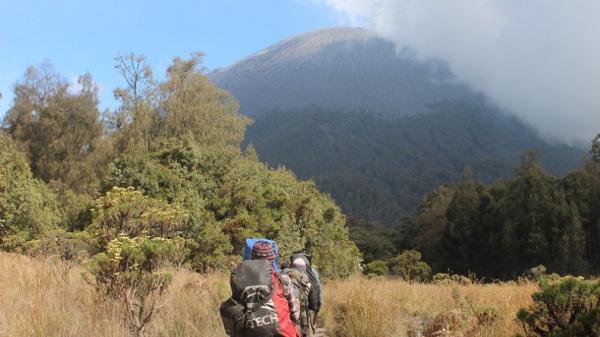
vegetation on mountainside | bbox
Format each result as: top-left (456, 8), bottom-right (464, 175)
top-left (402, 149), bottom-right (600, 279)
top-left (246, 105), bottom-right (583, 225)
top-left (0, 54), bottom-right (361, 278)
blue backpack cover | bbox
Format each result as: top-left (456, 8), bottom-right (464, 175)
top-left (243, 238), bottom-right (281, 273)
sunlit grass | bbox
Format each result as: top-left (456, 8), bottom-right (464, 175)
top-left (0, 253), bottom-right (535, 337)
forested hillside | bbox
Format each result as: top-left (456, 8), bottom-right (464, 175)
top-left (246, 103), bottom-right (583, 224)
top-left (212, 27), bottom-right (584, 225)
top-left (0, 54), bottom-right (361, 278)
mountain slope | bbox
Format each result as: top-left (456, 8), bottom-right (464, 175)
top-left (246, 103), bottom-right (582, 223)
top-left (210, 27), bottom-right (472, 116)
top-left (210, 27), bottom-right (584, 224)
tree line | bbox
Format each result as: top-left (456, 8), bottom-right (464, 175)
top-left (404, 142), bottom-right (600, 279)
top-left (0, 53), bottom-right (361, 278)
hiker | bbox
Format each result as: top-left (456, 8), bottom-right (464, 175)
top-left (220, 239), bottom-right (301, 337)
top-left (286, 252), bottom-right (322, 337)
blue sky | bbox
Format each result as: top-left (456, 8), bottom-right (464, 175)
top-left (0, 0), bottom-right (343, 116)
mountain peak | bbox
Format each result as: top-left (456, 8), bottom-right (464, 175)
top-left (214, 27), bottom-right (376, 75)
top-left (258, 27), bottom-right (375, 57)
top-left (209, 26), bottom-right (468, 116)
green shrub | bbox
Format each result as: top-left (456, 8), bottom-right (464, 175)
top-left (523, 265), bottom-right (548, 282)
top-left (0, 134), bottom-right (63, 251)
top-left (388, 250), bottom-right (431, 282)
top-left (86, 187), bottom-right (190, 337)
top-left (516, 277), bottom-right (600, 337)
top-left (25, 229), bottom-right (95, 261)
top-left (365, 260), bottom-right (389, 276)
top-left (87, 235), bottom-right (178, 337)
top-left (87, 186), bottom-right (189, 247)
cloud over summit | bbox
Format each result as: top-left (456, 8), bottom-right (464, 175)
top-left (322, 0), bottom-right (600, 145)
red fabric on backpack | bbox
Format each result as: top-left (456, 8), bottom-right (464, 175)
top-left (272, 272), bottom-right (301, 337)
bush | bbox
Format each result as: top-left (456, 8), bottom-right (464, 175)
top-left (365, 260), bottom-right (389, 276)
top-left (388, 250), bottom-right (431, 282)
top-left (86, 187), bottom-right (190, 337)
top-left (432, 272), bottom-right (473, 285)
top-left (25, 229), bottom-right (94, 260)
top-left (87, 186), bottom-right (189, 247)
top-left (523, 265), bottom-right (547, 282)
top-left (87, 235), bottom-right (179, 337)
top-left (516, 277), bottom-right (600, 337)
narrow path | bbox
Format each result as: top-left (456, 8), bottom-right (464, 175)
top-left (314, 326), bottom-right (328, 337)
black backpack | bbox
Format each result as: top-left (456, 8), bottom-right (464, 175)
top-left (220, 260), bottom-right (281, 337)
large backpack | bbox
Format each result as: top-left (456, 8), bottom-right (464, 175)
top-left (243, 238), bottom-right (281, 273)
top-left (284, 267), bottom-right (314, 337)
top-left (220, 260), bottom-right (280, 337)
top-left (290, 253), bottom-right (322, 313)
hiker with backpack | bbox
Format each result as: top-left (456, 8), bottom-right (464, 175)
top-left (220, 239), bottom-right (302, 337)
top-left (285, 252), bottom-right (322, 337)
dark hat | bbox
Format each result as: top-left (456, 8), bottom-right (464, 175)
top-left (252, 241), bottom-right (276, 261)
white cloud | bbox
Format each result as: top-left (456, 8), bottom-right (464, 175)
top-left (320, 0), bottom-right (600, 144)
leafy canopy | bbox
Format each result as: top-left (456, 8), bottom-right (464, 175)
top-left (0, 133), bottom-right (62, 251)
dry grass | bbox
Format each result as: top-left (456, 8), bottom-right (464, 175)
top-left (322, 277), bottom-right (537, 337)
top-left (0, 253), bottom-right (536, 337)
top-left (0, 253), bottom-right (229, 337)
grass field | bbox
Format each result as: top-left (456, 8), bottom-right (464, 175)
top-left (0, 253), bottom-right (536, 337)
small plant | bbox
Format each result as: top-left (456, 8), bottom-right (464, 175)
top-left (516, 277), bottom-right (600, 337)
top-left (87, 235), bottom-right (179, 337)
top-left (25, 229), bottom-right (94, 281)
top-left (522, 265), bottom-right (547, 282)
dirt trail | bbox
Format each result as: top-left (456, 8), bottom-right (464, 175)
top-left (314, 326), bottom-right (328, 337)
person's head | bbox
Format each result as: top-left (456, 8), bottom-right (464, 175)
top-left (251, 240), bottom-right (276, 263)
top-left (291, 257), bottom-right (307, 271)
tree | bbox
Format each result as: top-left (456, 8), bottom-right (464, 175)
top-left (590, 133), bottom-right (600, 165)
top-left (159, 53), bottom-right (250, 148)
top-left (502, 154), bottom-right (587, 275)
top-left (388, 250), bottom-right (431, 281)
top-left (111, 53), bottom-right (158, 153)
top-left (443, 176), bottom-right (485, 274)
top-left (0, 133), bottom-right (62, 251)
top-left (3, 63), bottom-right (106, 194)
